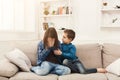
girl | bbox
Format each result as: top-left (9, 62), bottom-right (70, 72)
top-left (31, 27), bottom-right (70, 76)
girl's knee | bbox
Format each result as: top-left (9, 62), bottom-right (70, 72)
top-left (65, 67), bottom-right (71, 74)
top-left (34, 69), bottom-right (49, 76)
top-left (31, 62), bottom-right (51, 76)
top-left (42, 61), bottom-right (49, 65)
top-left (41, 61), bottom-right (50, 68)
top-left (61, 67), bottom-right (71, 75)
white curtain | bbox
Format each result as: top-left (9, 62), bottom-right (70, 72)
top-left (0, 0), bottom-right (35, 32)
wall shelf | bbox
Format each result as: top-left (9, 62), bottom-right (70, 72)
top-left (39, 0), bottom-right (72, 39)
top-left (40, 14), bottom-right (71, 17)
top-left (101, 25), bottom-right (120, 28)
top-left (101, 0), bottom-right (120, 28)
top-left (101, 9), bottom-right (120, 12)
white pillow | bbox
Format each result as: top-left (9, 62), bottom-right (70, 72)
top-left (5, 48), bottom-right (32, 72)
top-left (106, 58), bottom-right (120, 76)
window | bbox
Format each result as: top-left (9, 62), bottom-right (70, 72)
top-left (0, 0), bottom-right (35, 32)
top-left (0, 0), bottom-right (37, 41)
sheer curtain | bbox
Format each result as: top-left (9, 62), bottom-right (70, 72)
top-left (0, 0), bottom-right (37, 40)
top-left (0, 0), bottom-right (35, 32)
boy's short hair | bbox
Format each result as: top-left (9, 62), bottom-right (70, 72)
top-left (64, 29), bottom-right (75, 41)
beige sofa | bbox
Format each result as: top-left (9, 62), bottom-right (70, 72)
top-left (0, 41), bottom-right (120, 80)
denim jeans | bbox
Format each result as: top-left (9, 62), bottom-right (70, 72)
top-left (31, 61), bottom-right (71, 76)
top-left (63, 59), bottom-right (97, 74)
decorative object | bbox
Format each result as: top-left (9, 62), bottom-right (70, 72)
top-left (59, 27), bottom-right (66, 30)
top-left (48, 22), bottom-right (55, 27)
top-left (116, 5), bottom-right (120, 9)
top-left (43, 22), bottom-right (49, 30)
top-left (66, 6), bottom-right (69, 14)
top-left (44, 9), bottom-right (49, 15)
top-left (103, 2), bottom-right (108, 6)
top-left (43, 3), bottom-right (50, 15)
top-left (112, 18), bottom-right (118, 23)
top-left (52, 10), bottom-right (56, 15)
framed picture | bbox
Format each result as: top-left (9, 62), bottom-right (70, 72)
top-left (43, 22), bottom-right (49, 30)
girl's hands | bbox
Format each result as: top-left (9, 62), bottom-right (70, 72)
top-left (47, 38), bottom-right (55, 48)
top-left (54, 49), bottom-right (62, 55)
top-left (48, 40), bottom-right (54, 48)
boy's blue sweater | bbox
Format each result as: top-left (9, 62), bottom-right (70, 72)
top-left (61, 43), bottom-right (78, 60)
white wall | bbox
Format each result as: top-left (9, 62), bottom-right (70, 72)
top-left (71, 0), bottom-right (120, 44)
top-left (1, 0), bottom-right (120, 42)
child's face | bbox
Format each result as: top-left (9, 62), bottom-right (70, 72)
top-left (62, 33), bottom-right (72, 44)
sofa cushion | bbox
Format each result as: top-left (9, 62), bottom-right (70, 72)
top-left (0, 76), bottom-right (9, 80)
top-left (103, 43), bottom-right (120, 68)
top-left (106, 58), bottom-right (120, 76)
top-left (0, 59), bottom-right (18, 77)
top-left (5, 48), bottom-right (32, 72)
top-left (9, 72), bottom-right (58, 80)
top-left (105, 73), bottom-right (120, 80)
top-left (75, 43), bottom-right (102, 68)
top-left (59, 73), bottom-right (107, 80)
top-left (12, 41), bottom-right (39, 66)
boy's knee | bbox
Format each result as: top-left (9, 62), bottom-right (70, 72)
top-left (63, 59), bottom-right (69, 65)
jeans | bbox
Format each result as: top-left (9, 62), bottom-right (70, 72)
top-left (63, 59), bottom-right (97, 74)
top-left (31, 61), bottom-right (71, 76)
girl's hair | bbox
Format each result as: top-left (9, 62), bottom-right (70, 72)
top-left (64, 29), bottom-right (75, 41)
top-left (43, 27), bottom-right (59, 48)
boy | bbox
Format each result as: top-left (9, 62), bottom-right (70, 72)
top-left (54, 29), bottom-right (107, 74)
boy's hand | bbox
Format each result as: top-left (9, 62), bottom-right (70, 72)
top-left (54, 49), bottom-right (62, 55)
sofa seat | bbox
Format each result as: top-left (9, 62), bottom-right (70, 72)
top-left (105, 73), bottom-right (120, 80)
top-left (9, 72), bottom-right (58, 80)
top-left (59, 73), bottom-right (107, 80)
top-left (0, 77), bottom-right (8, 80)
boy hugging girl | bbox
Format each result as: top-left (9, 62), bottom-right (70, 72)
top-left (31, 27), bottom-right (106, 76)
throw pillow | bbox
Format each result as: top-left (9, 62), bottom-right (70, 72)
top-left (5, 48), bottom-right (32, 72)
top-left (0, 59), bottom-right (18, 77)
top-left (106, 58), bottom-right (120, 76)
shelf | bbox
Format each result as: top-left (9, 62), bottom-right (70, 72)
top-left (39, 0), bottom-right (72, 37)
top-left (101, 9), bottom-right (120, 12)
top-left (40, 14), bottom-right (71, 17)
top-left (101, 25), bottom-right (120, 27)
top-left (101, 0), bottom-right (120, 28)
top-left (40, 0), bottom-right (68, 3)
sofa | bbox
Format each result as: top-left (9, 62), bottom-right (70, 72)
top-left (0, 40), bottom-right (120, 80)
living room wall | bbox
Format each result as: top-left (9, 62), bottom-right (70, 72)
top-left (1, 0), bottom-right (120, 43)
top-left (71, 0), bottom-right (120, 44)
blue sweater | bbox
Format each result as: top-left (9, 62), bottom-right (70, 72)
top-left (37, 41), bottom-right (62, 65)
top-left (61, 43), bottom-right (78, 60)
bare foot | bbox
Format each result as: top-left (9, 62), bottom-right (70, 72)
top-left (97, 68), bottom-right (107, 73)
